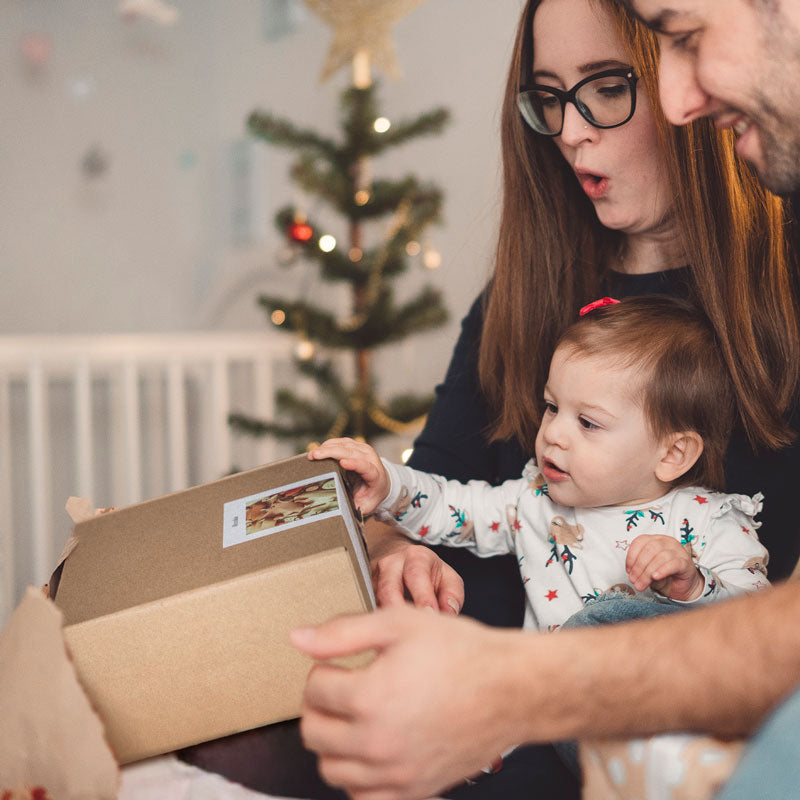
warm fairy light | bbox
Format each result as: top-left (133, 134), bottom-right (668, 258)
top-left (405, 240), bottom-right (421, 256)
top-left (401, 448), bottom-right (413, 464)
top-left (349, 247), bottom-right (363, 262)
top-left (423, 248), bottom-right (442, 270)
top-left (354, 190), bottom-right (370, 206)
top-left (271, 309), bottom-right (286, 325)
top-left (295, 339), bottom-right (315, 361)
top-left (318, 234), bottom-right (337, 252)
top-left (373, 117), bottom-right (391, 133)
top-left (354, 435), bottom-right (366, 443)
top-left (306, 441), bottom-right (320, 452)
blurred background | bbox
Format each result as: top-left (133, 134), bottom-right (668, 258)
top-left (0, 0), bottom-right (522, 622)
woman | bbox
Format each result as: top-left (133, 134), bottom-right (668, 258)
top-left (358, 0), bottom-right (800, 796)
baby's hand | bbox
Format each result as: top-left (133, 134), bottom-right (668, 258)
top-left (308, 438), bottom-right (391, 516)
top-left (626, 534), bottom-right (705, 602)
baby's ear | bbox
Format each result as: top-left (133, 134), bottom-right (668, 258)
top-left (655, 431), bottom-right (703, 483)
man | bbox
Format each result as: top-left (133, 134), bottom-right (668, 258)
top-left (627, 0), bottom-right (800, 195)
top-left (292, 3), bottom-right (800, 798)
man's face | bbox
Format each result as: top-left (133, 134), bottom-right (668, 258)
top-left (631, 0), bottom-right (800, 193)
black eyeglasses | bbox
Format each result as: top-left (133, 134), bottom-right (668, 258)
top-left (518, 68), bottom-right (639, 136)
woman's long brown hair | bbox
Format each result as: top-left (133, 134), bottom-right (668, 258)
top-left (478, 0), bottom-right (800, 454)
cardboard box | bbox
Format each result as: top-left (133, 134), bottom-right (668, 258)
top-left (50, 455), bottom-right (375, 765)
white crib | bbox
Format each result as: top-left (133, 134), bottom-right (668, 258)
top-left (0, 331), bottom-right (292, 626)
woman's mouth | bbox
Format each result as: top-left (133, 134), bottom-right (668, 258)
top-left (542, 459), bottom-right (569, 482)
top-left (576, 169), bottom-right (609, 200)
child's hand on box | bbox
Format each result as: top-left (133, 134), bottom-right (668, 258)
top-left (308, 438), bottom-right (391, 517)
top-left (626, 533), bottom-right (705, 601)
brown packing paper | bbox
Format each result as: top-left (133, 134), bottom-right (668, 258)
top-left (0, 587), bottom-right (119, 798)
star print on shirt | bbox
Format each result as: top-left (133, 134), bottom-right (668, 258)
top-left (693, 495), bottom-right (708, 504)
top-left (616, 540), bottom-right (629, 551)
top-left (513, 519), bottom-right (523, 531)
top-left (742, 526), bottom-right (750, 534)
top-left (490, 521), bottom-right (501, 532)
top-left (545, 589), bottom-right (558, 601)
top-left (418, 525), bottom-right (429, 537)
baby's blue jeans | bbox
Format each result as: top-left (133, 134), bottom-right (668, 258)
top-left (557, 595), bottom-right (800, 799)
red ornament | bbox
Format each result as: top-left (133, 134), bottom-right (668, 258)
top-left (288, 220), bottom-right (313, 243)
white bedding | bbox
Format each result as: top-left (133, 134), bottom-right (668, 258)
top-left (120, 754), bottom-right (291, 799)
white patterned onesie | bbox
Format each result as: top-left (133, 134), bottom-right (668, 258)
top-left (378, 458), bottom-right (769, 631)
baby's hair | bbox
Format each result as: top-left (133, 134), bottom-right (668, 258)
top-left (556, 295), bottom-right (735, 490)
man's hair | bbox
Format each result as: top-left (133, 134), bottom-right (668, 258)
top-left (478, 0), bottom-right (799, 459)
top-left (557, 295), bottom-right (735, 490)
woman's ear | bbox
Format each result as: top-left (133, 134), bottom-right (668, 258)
top-left (655, 431), bottom-right (704, 483)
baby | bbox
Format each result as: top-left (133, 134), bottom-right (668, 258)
top-left (309, 295), bottom-right (769, 630)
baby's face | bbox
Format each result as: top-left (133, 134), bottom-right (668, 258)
top-left (534, 346), bottom-right (669, 508)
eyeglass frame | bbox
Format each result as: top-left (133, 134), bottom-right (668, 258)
top-left (515, 0), bottom-right (640, 137)
top-left (518, 68), bottom-right (639, 136)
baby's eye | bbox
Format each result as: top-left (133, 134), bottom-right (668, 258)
top-left (579, 416), bottom-right (598, 430)
top-left (544, 401), bottom-right (558, 415)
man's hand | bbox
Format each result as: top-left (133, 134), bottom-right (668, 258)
top-left (292, 607), bottom-right (521, 800)
top-left (626, 534), bottom-right (705, 601)
top-left (365, 519), bottom-right (463, 615)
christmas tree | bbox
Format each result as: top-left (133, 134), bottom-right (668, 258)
top-left (230, 1), bottom-right (449, 451)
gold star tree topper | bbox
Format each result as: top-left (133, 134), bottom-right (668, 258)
top-left (303, 0), bottom-right (428, 86)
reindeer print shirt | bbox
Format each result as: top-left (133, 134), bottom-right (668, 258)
top-left (378, 459), bottom-right (770, 631)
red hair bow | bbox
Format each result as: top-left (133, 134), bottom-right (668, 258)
top-left (579, 297), bottom-right (620, 316)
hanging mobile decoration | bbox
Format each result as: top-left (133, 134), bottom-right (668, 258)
top-left (70, 77), bottom-right (96, 101)
top-left (20, 34), bottom-right (52, 71)
top-left (81, 145), bottom-right (110, 178)
top-left (119, 0), bottom-right (180, 26)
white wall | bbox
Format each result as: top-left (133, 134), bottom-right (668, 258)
top-left (1, 0), bottom-right (522, 395)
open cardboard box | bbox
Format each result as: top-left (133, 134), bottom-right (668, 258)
top-left (48, 455), bottom-right (374, 765)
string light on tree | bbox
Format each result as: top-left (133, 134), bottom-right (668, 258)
top-left (373, 117), bottom-right (391, 133)
top-left (271, 309), bottom-right (286, 325)
top-left (405, 240), bottom-right (421, 257)
top-left (354, 190), bottom-right (370, 206)
top-left (295, 338), bottom-right (315, 361)
top-left (423, 247), bottom-right (442, 270)
top-left (318, 234), bottom-right (337, 252)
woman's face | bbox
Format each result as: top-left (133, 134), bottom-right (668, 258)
top-left (532, 0), bottom-right (672, 237)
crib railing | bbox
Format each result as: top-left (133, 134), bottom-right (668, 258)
top-left (0, 331), bottom-right (291, 626)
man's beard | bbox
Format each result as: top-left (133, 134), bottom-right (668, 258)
top-left (755, 120), bottom-right (800, 195)
top-left (749, 7), bottom-right (800, 194)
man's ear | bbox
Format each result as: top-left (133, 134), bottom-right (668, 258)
top-left (655, 431), bottom-right (704, 483)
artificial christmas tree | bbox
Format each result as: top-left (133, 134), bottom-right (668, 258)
top-left (230, 11), bottom-right (450, 451)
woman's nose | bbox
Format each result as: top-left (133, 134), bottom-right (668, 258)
top-left (558, 101), bottom-right (598, 147)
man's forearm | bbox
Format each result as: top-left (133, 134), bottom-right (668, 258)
top-left (506, 581), bottom-right (800, 742)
